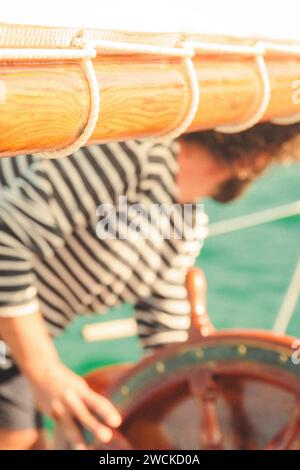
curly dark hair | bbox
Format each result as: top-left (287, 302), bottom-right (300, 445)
top-left (180, 122), bottom-right (300, 202)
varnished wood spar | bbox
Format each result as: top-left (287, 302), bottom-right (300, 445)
top-left (1, 54), bottom-right (300, 156)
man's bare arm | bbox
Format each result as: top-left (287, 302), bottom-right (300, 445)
top-left (0, 313), bottom-right (121, 449)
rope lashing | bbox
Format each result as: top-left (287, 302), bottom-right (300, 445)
top-left (157, 43), bottom-right (199, 141)
top-left (0, 45), bottom-right (100, 159)
top-left (3, 36), bottom-right (300, 156)
top-left (34, 40), bottom-right (101, 159)
top-left (72, 38), bottom-right (195, 58)
top-left (259, 42), bottom-right (300, 56)
top-left (157, 52), bottom-right (200, 141)
top-left (73, 37), bottom-right (200, 141)
top-left (258, 41), bottom-right (300, 125)
top-left (184, 41), bottom-right (271, 133)
top-left (34, 58), bottom-right (100, 159)
top-left (0, 48), bottom-right (96, 61)
top-left (0, 38), bottom-right (200, 155)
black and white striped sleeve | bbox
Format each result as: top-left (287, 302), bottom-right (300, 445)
top-left (0, 162), bottom-right (63, 317)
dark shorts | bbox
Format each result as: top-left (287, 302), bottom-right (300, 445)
top-left (0, 365), bottom-right (43, 430)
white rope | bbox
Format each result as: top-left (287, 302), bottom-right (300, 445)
top-left (0, 24), bottom-right (78, 48)
top-left (257, 41), bottom-right (300, 125)
top-left (208, 200), bottom-right (300, 237)
top-left (157, 53), bottom-right (200, 141)
top-left (34, 57), bottom-right (100, 159)
top-left (0, 44), bottom-right (100, 159)
top-left (273, 257), bottom-right (300, 334)
top-left (74, 37), bottom-right (200, 141)
top-left (1, 37), bottom-right (200, 153)
top-left (272, 112), bottom-right (300, 126)
top-left (259, 42), bottom-right (300, 57)
top-left (0, 48), bottom-right (96, 61)
top-left (186, 41), bottom-right (262, 56)
top-left (73, 38), bottom-right (194, 58)
top-left (185, 41), bottom-right (271, 133)
top-left (4, 36), bottom-right (300, 156)
top-left (217, 51), bottom-right (270, 133)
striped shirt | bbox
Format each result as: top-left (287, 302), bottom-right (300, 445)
top-left (0, 140), bottom-right (204, 354)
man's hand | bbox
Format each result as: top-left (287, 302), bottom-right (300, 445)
top-left (0, 313), bottom-right (121, 450)
top-left (33, 362), bottom-right (121, 449)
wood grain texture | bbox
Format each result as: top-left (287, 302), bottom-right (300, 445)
top-left (1, 52), bottom-right (300, 156)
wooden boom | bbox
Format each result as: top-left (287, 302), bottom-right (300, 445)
top-left (1, 24), bottom-right (300, 157)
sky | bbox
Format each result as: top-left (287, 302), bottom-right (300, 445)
top-left (1, 0), bottom-right (300, 39)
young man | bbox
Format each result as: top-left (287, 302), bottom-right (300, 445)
top-left (0, 123), bottom-right (299, 449)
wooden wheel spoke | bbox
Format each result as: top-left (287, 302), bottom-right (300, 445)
top-left (264, 410), bottom-right (300, 450)
top-left (189, 372), bottom-right (224, 450)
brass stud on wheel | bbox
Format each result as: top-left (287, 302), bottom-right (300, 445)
top-left (279, 353), bottom-right (288, 364)
top-left (237, 344), bottom-right (247, 356)
top-left (195, 348), bottom-right (204, 359)
top-left (155, 361), bottom-right (165, 374)
top-left (120, 385), bottom-right (129, 397)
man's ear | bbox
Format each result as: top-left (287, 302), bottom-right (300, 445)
top-left (253, 151), bottom-right (271, 174)
top-left (231, 151), bottom-right (271, 181)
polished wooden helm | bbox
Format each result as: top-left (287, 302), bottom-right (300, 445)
top-left (55, 268), bottom-right (300, 450)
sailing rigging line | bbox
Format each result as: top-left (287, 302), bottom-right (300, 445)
top-left (273, 257), bottom-right (300, 334)
top-left (259, 41), bottom-right (300, 125)
top-left (2, 34), bottom-right (300, 152)
top-left (185, 41), bottom-right (271, 133)
top-left (0, 44), bottom-right (100, 158)
top-left (73, 37), bottom-right (200, 141)
top-left (208, 200), bottom-right (300, 237)
top-left (0, 35), bottom-right (201, 153)
top-left (35, 55), bottom-right (100, 159)
top-left (207, 201), bottom-right (300, 333)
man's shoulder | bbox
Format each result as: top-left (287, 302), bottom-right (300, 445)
top-left (86, 139), bottom-right (179, 169)
top-left (0, 154), bottom-right (46, 188)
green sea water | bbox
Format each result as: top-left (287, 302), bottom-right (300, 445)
top-left (201, 164), bottom-right (300, 334)
top-left (55, 164), bottom-right (300, 374)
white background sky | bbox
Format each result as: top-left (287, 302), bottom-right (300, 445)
top-left (1, 0), bottom-right (300, 39)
